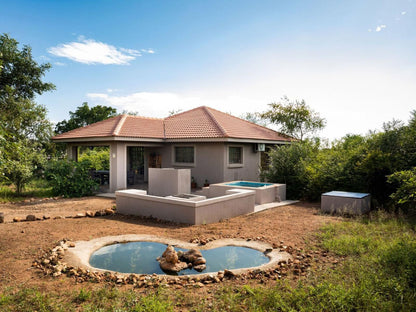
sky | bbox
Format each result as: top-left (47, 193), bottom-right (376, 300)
top-left (1, 0), bottom-right (415, 140)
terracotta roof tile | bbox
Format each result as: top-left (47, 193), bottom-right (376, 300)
top-left (52, 106), bottom-right (291, 142)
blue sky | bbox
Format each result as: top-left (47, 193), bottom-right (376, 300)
top-left (1, 0), bottom-right (415, 139)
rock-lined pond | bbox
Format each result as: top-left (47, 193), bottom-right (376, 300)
top-left (89, 241), bottom-right (270, 275)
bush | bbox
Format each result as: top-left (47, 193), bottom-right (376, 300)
top-left (262, 140), bottom-right (317, 199)
top-left (387, 167), bottom-right (416, 213)
top-left (44, 159), bottom-right (98, 197)
top-left (78, 147), bottom-right (109, 170)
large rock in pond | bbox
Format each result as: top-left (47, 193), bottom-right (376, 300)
top-left (158, 245), bottom-right (188, 273)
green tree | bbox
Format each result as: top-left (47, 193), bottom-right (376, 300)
top-left (55, 102), bottom-right (117, 134)
top-left (0, 34), bottom-right (54, 194)
top-left (260, 96), bottom-right (326, 140)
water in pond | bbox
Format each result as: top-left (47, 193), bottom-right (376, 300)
top-left (89, 241), bottom-right (269, 275)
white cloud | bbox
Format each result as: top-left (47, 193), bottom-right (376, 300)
top-left (54, 62), bottom-right (66, 66)
top-left (141, 48), bottom-right (155, 54)
top-left (48, 38), bottom-right (149, 65)
top-left (401, 11), bottom-right (407, 15)
top-left (375, 24), bottom-right (386, 32)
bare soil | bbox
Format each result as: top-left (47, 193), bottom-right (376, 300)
top-left (0, 196), bottom-right (339, 294)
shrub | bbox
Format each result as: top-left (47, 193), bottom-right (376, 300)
top-left (78, 147), bottom-right (109, 170)
top-left (44, 159), bottom-right (98, 197)
top-left (387, 168), bottom-right (416, 213)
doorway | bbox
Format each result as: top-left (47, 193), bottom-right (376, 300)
top-left (127, 147), bottom-right (145, 185)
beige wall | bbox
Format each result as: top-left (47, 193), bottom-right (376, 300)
top-left (156, 142), bottom-right (261, 186)
top-left (116, 189), bottom-right (255, 225)
top-left (156, 143), bottom-right (225, 187)
top-left (148, 168), bottom-right (191, 196)
top-left (223, 144), bottom-right (261, 182)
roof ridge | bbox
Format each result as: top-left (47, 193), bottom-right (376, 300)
top-left (113, 114), bottom-right (128, 136)
top-left (203, 106), bottom-right (228, 137)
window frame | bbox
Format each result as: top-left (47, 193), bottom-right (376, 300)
top-left (227, 145), bottom-right (244, 168)
top-left (172, 145), bottom-right (196, 167)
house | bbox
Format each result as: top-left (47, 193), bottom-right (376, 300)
top-left (52, 106), bottom-right (292, 192)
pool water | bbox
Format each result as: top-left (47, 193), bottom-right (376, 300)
top-left (89, 241), bottom-right (269, 275)
top-left (226, 181), bottom-right (273, 188)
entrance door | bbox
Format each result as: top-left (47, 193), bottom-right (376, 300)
top-left (127, 147), bottom-right (145, 185)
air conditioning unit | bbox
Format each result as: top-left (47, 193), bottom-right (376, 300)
top-left (253, 143), bottom-right (266, 152)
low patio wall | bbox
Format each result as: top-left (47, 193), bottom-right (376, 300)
top-left (197, 181), bottom-right (286, 204)
top-left (116, 188), bottom-right (256, 225)
top-left (148, 168), bottom-right (191, 196)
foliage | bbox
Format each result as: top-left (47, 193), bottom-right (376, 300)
top-left (55, 102), bottom-right (117, 134)
top-left (0, 34), bottom-right (54, 194)
top-left (260, 96), bottom-right (326, 140)
top-left (0, 179), bottom-right (52, 203)
top-left (388, 167), bottom-right (416, 213)
top-left (44, 159), bottom-right (99, 197)
top-left (0, 33), bottom-right (55, 99)
top-left (78, 147), bottom-right (110, 170)
top-left (0, 286), bottom-right (173, 312)
top-left (261, 140), bottom-right (318, 199)
top-left (263, 111), bottom-right (416, 206)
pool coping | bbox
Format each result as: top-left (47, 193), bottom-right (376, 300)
top-left (64, 234), bottom-right (292, 279)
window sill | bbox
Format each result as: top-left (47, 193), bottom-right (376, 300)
top-left (173, 162), bottom-right (195, 167)
top-left (228, 164), bottom-right (243, 168)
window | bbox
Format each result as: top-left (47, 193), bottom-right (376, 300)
top-left (174, 146), bottom-right (195, 164)
top-left (228, 146), bottom-right (243, 165)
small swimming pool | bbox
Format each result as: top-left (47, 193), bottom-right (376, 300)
top-left (89, 241), bottom-right (269, 275)
top-left (226, 181), bottom-right (273, 188)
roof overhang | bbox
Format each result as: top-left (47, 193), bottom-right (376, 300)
top-left (53, 136), bottom-right (292, 145)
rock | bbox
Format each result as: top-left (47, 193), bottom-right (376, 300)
top-left (181, 249), bottom-right (202, 263)
top-left (94, 211), bottom-right (103, 217)
top-left (68, 242), bottom-right (76, 248)
top-left (26, 215), bottom-right (36, 221)
top-left (13, 217), bottom-right (23, 222)
top-left (162, 246), bottom-right (179, 264)
top-left (85, 211), bottom-right (94, 217)
top-left (159, 258), bottom-right (188, 272)
top-left (54, 216), bottom-right (64, 220)
top-left (74, 213), bottom-right (86, 218)
top-left (193, 264), bottom-right (206, 272)
top-left (224, 269), bottom-right (236, 278)
top-left (104, 208), bottom-right (115, 215)
top-left (193, 257), bottom-right (206, 265)
top-left (0, 212), bottom-right (4, 223)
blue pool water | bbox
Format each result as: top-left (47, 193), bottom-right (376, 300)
top-left (226, 181), bottom-right (273, 188)
top-left (89, 241), bottom-right (269, 275)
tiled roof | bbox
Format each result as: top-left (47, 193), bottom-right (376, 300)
top-left (52, 106), bottom-right (291, 142)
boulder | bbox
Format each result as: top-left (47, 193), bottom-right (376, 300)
top-left (162, 245), bottom-right (179, 264)
top-left (159, 258), bottom-right (188, 272)
top-left (193, 264), bottom-right (206, 272)
top-left (180, 249), bottom-right (202, 263)
top-left (0, 212), bottom-right (4, 223)
top-left (26, 215), bottom-right (36, 221)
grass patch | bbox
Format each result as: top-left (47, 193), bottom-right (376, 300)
top-left (0, 211), bottom-right (415, 311)
top-left (0, 179), bottom-right (53, 203)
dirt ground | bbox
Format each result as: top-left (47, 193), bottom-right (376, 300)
top-left (0, 196), bottom-right (339, 293)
